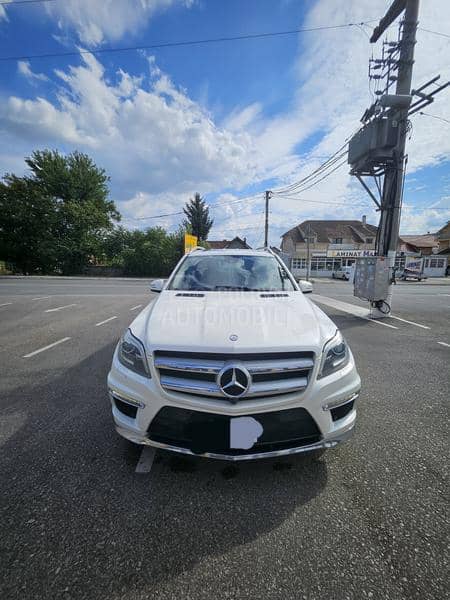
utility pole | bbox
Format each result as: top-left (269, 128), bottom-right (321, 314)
top-left (371, 0), bottom-right (419, 317)
top-left (264, 190), bottom-right (271, 248)
top-left (306, 222), bottom-right (311, 281)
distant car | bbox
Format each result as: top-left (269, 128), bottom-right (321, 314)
top-left (332, 266), bottom-right (353, 280)
top-left (298, 279), bottom-right (313, 293)
top-left (396, 269), bottom-right (426, 282)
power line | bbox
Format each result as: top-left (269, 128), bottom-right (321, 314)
top-left (271, 125), bottom-right (364, 197)
top-left (272, 193), bottom-right (449, 211)
top-left (274, 149), bottom-right (348, 195)
top-left (0, 20), bottom-right (379, 63)
top-left (124, 192), bottom-right (263, 222)
top-left (418, 27), bottom-right (450, 40)
top-left (0, 0), bottom-right (56, 5)
top-left (418, 111), bottom-right (450, 125)
top-left (274, 155), bottom-right (349, 197)
top-left (272, 194), bottom-right (373, 209)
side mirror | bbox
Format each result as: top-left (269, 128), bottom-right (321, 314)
top-left (150, 278), bottom-right (165, 293)
top-left (298, 280), bottom-right (313, 294)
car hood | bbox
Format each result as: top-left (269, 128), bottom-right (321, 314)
top-left (130, 291), bottom-right (337, 354)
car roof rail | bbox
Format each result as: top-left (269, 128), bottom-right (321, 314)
top-left (190, 246), bottom-right (206, 252)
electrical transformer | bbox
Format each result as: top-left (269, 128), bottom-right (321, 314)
top-left (354, 256), bottom-right (390, 302)
top-left (348, 117), bottom-right (399, 168)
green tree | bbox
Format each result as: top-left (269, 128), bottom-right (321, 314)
top-left (182, 193), bottom-right (213, 241)
top-left (0, 150), bottom-right (120, 274)
top-left (0, 176), bottom-right (57, 274)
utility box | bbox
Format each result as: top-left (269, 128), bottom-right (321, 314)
top-left (348, 117), bottom-right (399, 168)
top-left (354, 256), bottom-right (390, 301)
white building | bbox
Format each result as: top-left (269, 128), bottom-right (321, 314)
top-left (281, 218), bottom-right (448, 278)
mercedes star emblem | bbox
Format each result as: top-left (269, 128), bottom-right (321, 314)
top-left (217, 364), bottom-right (251, 401)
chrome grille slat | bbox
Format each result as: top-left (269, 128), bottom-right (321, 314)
top-left (155, 356), bottom-right (313, 375)
top-left (155, 357), bottom-right (223, 374)
top-left (154, 351), bottom-right (314, 400)
top-left (243, 358), bottom-right (313, 374)
top-left (160, 375), bottom-right (222, 396)
top-left (250, 378), bottom-right (308, 395)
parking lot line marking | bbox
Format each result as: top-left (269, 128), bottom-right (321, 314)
top-left (130, 304), bottom-right (143, 311)
top-left (32, 296), bottom-right (51, 300)
top-left (367, 318), bottom-right (398, 329)
top-left (45, 303), bottom-right (77, 313)
top-left (389, 315), bottom-right (430, 329)
top-left (95, 316), bottom-right (117, 326)
top-left (135, 447), bottom-right (156, 474)
top-left (311, 294), bottom-right (398, 328)
top-left (0, 302), bottom-right (12, 307)
top-left (23, 337), bottom-right (71, 358)
top-left (437, 341), bottom-right (450, 348)
top-left (311, 294), bottom-right (369, 317)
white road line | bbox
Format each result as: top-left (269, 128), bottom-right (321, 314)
top-left (32, 296), bottom-right (51, 300)
top-left (437, 341), bottom-right (450, 348)
top-left (95, 316), bottom-right (117, 327)
top-left (45, 303), bottom-right (77, 313)
top-left (23, 337), bottom-right (71, 358)
top-left (130, 304), bottom-right (143, 311)
top-left (0, 302), bottom-right (12, 307)
top-left (389, 315), bottom-right (430, 329)
top-left (135, 447), bottom-right (156, 474)
top-left (311, 294), bottom-right (398, 329)
top-left (369, 319), bottom-right (398, 329)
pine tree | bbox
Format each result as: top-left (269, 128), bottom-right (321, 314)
top-left (182, 193), bottom-right (213, 241)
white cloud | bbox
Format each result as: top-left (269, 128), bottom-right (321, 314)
top-left (0, 52), bottom-right (256, 205)
top-left (237, 0), bottom-right (450, 242)
top-left (46, 0), bottom-right (194, 46)
top-left (17, 61), bottom-right (49, 83)
top-left (0, 0), bottom-right (11, 23)
top-left (1, 0), bottom-right (449, 247)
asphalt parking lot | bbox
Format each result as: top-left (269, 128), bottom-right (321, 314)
top-left (0, 277), bottom-right (448, 600)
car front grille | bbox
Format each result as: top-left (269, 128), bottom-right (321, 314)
top-left (153, 350), bottom-right (315, 400)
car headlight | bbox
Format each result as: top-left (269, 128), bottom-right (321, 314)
top-left (118, 329), bottom-right (151, 378)
top-left (318, 330), bottom-right (349, 379)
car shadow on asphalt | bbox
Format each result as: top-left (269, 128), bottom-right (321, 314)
top-left (1, 341), bottom-right (328, 600)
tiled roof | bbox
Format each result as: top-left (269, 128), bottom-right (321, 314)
top-left (400, 234), bottom-right (437, 248)
top-left (282, 220), bottom-right (377, 243)
top-left (206, 236), bottom-right (251, 249)
top-left (207, 240), bottom-right (230, 249)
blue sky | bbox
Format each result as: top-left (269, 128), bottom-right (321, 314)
top-left (0, 0), bottom-right (449, 245)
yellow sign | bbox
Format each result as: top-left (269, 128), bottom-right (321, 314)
top-left (184, 233), bottom-right (198, 254)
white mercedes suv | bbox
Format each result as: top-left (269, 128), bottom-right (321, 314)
top-left (107, 248), bottom-right (361, 460)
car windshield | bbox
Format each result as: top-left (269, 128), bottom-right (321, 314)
top-left (168, 254), bottom-right (296, 292)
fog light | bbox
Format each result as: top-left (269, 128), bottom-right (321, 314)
top-left (109, 391), bottom-right (145, 418)
top-left (108, 390), bottom-right (145, 408)
top-left (322, 392), bottom-right (359, 412)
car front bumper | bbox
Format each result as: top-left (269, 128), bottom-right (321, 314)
top-left (114, 420), bottom-right (355, 461)
top-left (108, 345), bottom-right (361, 461)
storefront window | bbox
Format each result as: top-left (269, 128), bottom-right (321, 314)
top-left (292, 258), bottom-right (307, 269)
top-left (429, 259), bottom-right (444, 268)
